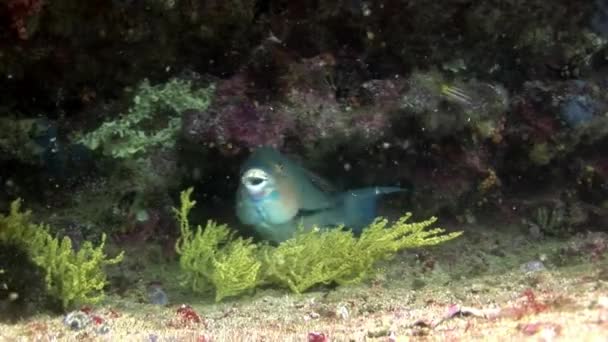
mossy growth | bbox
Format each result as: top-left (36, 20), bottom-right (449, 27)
top-left (263, 214), bottom-right (462, 293)
top-left (0, 117), bottom-right (45, 165)
top-left (78, 78), bottom-right (214, 159)
top-left (0, 199), bottom-right (124, 309)
top-left (175, 188), bottom-right (462, 300)
top-left (174, 188), bottom-right (262, 302)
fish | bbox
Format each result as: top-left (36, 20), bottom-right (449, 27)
top-left (235, 147), bottom-right (403, 242)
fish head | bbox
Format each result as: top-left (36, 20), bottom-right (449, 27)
top-left (236, 147), bottom-right (337, 240)
top-left (240, 167), bottom-right (277, 201)
top-left (236, 151), bottom-right (300, 226)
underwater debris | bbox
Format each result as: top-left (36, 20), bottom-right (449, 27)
top-left (524, 205), bottom-right (567, 237)
top-left (424, 289), bottom-right (551, 332)
top-left (560, 231), bottom-right (608, 263)
top-left (307, 331), bottom-right (328, 342)
top-left (336, 304), bottom-right (349, 320)
top-left (597, 296), bottom-right (608, 323)
top-left (177, 304), bottom-right (202, 323)
top-left (62, 307), bottom-right (114, 336)
top-left (503, 289), bottom-right (549, 319)
top-left (169, 304), bottom-right (204, 328)
top-left (441, 84), bottom-right (473, 106)
top-left (518, 322), bottom-right (562, 337)
top-left (560, 95), bottom-right (597, 127)
top-left (63, 310), bottom-right (90, 331)
top-left (520, 260), bottom-right (546, 273)
top-left (430, 304), bottom-right (502, 329)
top-left (147, 282), bottom-right (169, 306)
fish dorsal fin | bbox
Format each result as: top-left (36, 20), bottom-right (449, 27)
top-left (281, 158), bottom-right (335, 210)
top-left (302, 168), bottom-right (338, 193)
top-left (281, 151), bottom-right (338, 193)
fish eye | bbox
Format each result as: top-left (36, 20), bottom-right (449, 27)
top-left (248, 177), bottom-right (265, 186)
top-left (241, 168), bottom-right (269, 188)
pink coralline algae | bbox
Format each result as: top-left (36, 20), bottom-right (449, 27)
top-left (182, 53), bottom-right (401, 152)
top-left (283, 82), bottom-right (393, 145)
top-left (222, 102), bottom-right (294, 149)
top-left (6, 0), bottom-right (44, 39)
top-left (181, 74), bottom-right (296, 152)
top-left (359, 79), bottom-right (405, 108)
top-left (168, 304), bottom-right (205, 328)
top-left (183, 98), bottom-right (294, 152)
top-left (307, 331), bottom-right (328, 342)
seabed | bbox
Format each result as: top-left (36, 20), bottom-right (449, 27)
top-left (1, 220), bottom-right (607, 341)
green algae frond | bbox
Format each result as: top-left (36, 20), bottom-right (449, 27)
top-left (174, 188), bottom-right (262, 301)
top-left (175, 188), bottom-right (462, 300)
top-left (79, 78), bottom-right (214, 159)
top-left (0, 198), bottom-right (40, 245)
top-left (34, 233), bottom-right (123, 309)
top-left (0, 199), bottom-right (124, 309)
top-left (261, 228), bottom-right (357, 293)
top-left (263, 215), bottom-right (462, 293)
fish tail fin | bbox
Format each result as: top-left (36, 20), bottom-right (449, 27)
top-left (337, 187), bottom-right (403, 234)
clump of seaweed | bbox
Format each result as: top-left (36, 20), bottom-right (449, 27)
top-left (261, 214), bottom-right (460, 294)
top-left (174, 188), bottom-right (262, 302)
top-left (0, 199), bottom-right (124, 309)
top-left (78, 78), bottom-right (214, 159)
top-left (525, 205), bottom-right (571, 237)
top-left (175, 188), bottom-right (462, 300)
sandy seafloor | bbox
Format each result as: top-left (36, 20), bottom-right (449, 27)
top-left (2, 221), bottom-right (608, 342)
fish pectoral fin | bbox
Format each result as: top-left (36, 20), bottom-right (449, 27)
top-left (337, 187), bottom-right (405, 233)
top-left (302, 169), bottom-right (338, 193)
top-left (297, 206), bottom-right (336, 217)
top-left (294, 206), bottom-right (342, 230)
top-left (254, 221), bottom-right (299, 243)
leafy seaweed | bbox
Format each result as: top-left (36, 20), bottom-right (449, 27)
top-left (175, 188), bottom-right (462, 300)
top-left (0, 199), bottom-right (124, 309)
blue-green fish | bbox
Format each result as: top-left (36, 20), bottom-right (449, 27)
top-left (235, 147), bottom-right (402, 242)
